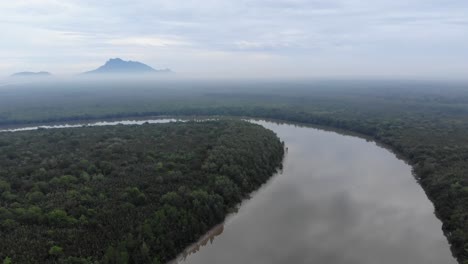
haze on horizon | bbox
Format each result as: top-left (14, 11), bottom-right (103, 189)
top-left (1, 0), bottom-right (467, 80)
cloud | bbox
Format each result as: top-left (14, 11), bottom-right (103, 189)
top-left (108, 36), bottom-right (190, 47)
top-left (0, 0), bottom-right (467, 78)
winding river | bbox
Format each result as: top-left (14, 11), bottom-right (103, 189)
top-left (0, 118), bottom-right (456, 264)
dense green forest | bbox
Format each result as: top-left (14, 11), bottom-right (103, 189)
top-left (0, 79), bottom-right (467, 263)
top-left (0, 120), bottom-right (285, 263)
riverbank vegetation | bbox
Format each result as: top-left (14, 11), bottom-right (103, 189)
top-left (0, 120), bottom-right (285, 263)
top-left (0, 79), bottom-right (467, 263)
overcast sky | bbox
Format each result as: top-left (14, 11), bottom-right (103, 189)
top-left (0, 0), bottom-right (467, 79)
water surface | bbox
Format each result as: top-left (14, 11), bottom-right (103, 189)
top-left (175, 120), bottom-right (455, 264)
top-left (0, 118), bottom-right (455, 263)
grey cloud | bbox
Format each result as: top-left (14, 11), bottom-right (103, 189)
top-left (0, 0), bottom-right (467, 78)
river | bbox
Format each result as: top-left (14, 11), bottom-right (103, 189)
top-left (0, 118), bottom-right (456, 264)
top-left (174, 119), bottom-right (455, 264)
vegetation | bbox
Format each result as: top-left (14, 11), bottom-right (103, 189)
top-left (0, 79), bottom-right (468, 263)
top-left (0, 120), bottom-right (284, 263)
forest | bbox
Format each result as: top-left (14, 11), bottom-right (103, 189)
top-left (0, 120), bottom-right (285, 263)
top-left (0, 79), bottom-right (467, 263)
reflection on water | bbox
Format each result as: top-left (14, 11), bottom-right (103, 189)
top-left (0, 118), bottom-right (456, 263)
top-left (174, 120), bottom-right (456, 264)
top-left (171, 224), bottom-right (225, 264)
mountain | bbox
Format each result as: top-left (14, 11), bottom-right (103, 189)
top-left (11, 71), bottom-right (52, 77)
top-left (83, 58), bottom-right (171, 75)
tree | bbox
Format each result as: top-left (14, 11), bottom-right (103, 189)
top-left (49, 245), bottom-right (63, 256)
top-left (0, 180), bottom-right (10, 193)
top-left (47, 209), bottom-right (76, 226)
top-left (213, 175), bottom-right (240, 203)
top-left (26, 191), bottom-right (45, 202)
top-left (161, 192), bottom-right (183, 207)
top-left (122, 187), bottom-right (147, 206)
top-left (102, 246), bottom-right (116, 264)
top-left (140, 242), bottom-right (150, 262)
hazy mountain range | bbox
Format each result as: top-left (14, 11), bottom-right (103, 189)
top-left (11, 71), bottom-right (52, 77)
top-left (10, 59), bottom-right (171, 77)
top-left (83, 58), bottom-right (171, 75)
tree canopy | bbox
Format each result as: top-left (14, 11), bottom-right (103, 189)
top-left (0, 120), bottom-right (284, 263)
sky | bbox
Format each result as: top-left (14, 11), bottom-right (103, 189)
top-left (0, 0), bottom-right (467, 79)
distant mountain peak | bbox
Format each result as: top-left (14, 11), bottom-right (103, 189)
top-left (106, 58), bottom-right (125, 64)
top-left (83, 58), bottom-right (171, 75)
top-left (11, 71), bottom-right (52, 77)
